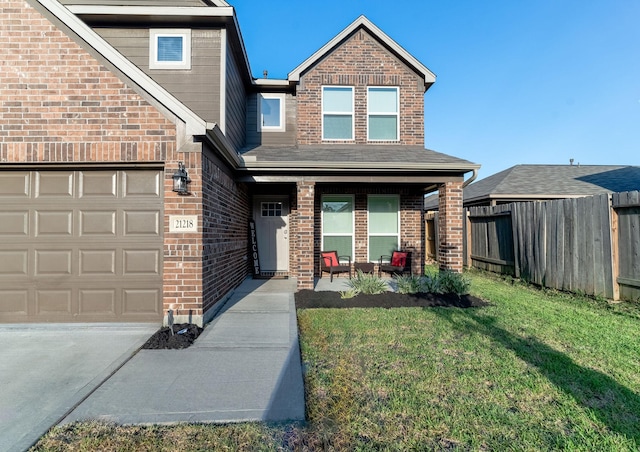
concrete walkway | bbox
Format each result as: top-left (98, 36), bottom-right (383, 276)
top-left (62, 277), bottom-right (305, 426)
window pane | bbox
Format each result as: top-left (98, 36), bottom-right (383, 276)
top-left (323, 87), bottom-right (352, 112)
top-left (261, 97), bottom-right (281, 127)
top-left (157, 36), bottom-right (183, 62)
top-left (369, 196), bottom-right (398, 233)
top-left (324, 236), bottom-right (353, 260)
top-left (369, 236), bottom-right (398, 262)
top-left (369, 115), bottom-right (397, 140)
top-left (369, 88), bottom-right (398, 113)
top-left (322, 197), bottom-right (353, 233)
top-left (324, 115), bottom-right (353, 140)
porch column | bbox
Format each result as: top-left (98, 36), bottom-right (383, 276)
top-left (437, 181), bottom-right (464, 273)
top-left (296, 181), bottom-right (315, 289)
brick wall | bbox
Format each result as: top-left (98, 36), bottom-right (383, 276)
top-left (437, 181), bottom-right (464, 273)
top-left (201, 151), bottom-right (250, 318)
top-left (0, 1), bottom-right (221, 324)
top-left (0, 1), bottom-right (176, 162)
top-left (294, 181), bottom-right (315, 289)
top-left (297, 28), bottom-right (424, 145)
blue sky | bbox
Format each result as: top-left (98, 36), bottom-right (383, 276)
top-left (232, 1), bottom-right (639, 181)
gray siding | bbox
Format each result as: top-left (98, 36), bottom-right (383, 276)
top-left (246, 93), bottom-right (297, 147)
top-left (224, 40), bottom-right (247, 151)
top-left (95, 27), bottom-right (222, 123)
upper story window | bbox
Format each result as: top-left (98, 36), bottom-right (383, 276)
top-left (258, 93), bottom-right (285, 132)
top-left (368, 87), bottom-right (399, 141)
top-left (322, 86), bottom-right (354, 140)
top-left (149, 29), bottom-right (191, 70)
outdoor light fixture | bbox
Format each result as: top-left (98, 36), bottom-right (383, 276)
top-left (172, 161), bottom-right (190, 194)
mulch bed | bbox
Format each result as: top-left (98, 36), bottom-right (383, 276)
top-left (295, 290), bottom-right (489, 309)
top-left (142, 323), bottom-right (203, 350)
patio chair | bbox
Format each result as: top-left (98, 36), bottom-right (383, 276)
top-left (320, 250), bottom-right (352, 282)
top-left (379, 250), bottom-right (412, 277)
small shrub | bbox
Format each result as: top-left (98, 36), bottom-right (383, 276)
top-left (339, 289), bottom-right (360, 299)
top-left (438, 270), bottom-right (471, 295)
top-left (347, 270), bottom-right (388, 295)
top-left (420, 272), bottom-right (441, 294)
top-left (395, 275), bottom-right (422, 294)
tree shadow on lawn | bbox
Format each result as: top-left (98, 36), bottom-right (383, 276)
top-left (434, 309), bottom-right (640, 445)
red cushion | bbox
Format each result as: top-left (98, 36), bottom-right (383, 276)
top-left (391, 251), bottom-right (407, 267)
top-left (322, 252), bottom-right (339, 267)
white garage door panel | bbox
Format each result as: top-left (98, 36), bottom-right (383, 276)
top-left (0, 169), bottom-right (163, 323)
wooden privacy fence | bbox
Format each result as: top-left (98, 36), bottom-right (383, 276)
top-left (427, 191), bottom-right (640, 301)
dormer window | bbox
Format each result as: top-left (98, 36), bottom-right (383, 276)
top-left (258, 93), bottom-right (285, 132)
top-left (149, 29), bottom-right (191, 70)
top-left (368, 87), bottom-right (399, 141)
top-left (322, 86), bottom-right (354, 140)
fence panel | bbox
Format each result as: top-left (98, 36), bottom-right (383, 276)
top-left (467, 205), bottom-right (515, 275)
top-left (613, 191), bottom-right (640, 300)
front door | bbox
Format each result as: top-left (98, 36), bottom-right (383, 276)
top-left (253, 196), bottom-right (289, 277)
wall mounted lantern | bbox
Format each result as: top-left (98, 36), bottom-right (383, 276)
top-left (172, 162), bottom-right (191, 195)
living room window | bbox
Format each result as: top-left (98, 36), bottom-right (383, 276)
top-left (258, 93), bottom-right (285, 132)
top-left (322, 86), bottom-right (354, 140)
top-left (322, 195), bottom-right (354, 260)
top-left (149, 29), bottom-right (191, 70)
top-left (368, 195), bottom-right (399, 261)
top-left (368, 87), bottom-right (399, 141)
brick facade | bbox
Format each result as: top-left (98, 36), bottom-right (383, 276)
top-left (296, 28), bottom-right (424, 145)
top-left (0, 0), bottom-right (234, 325)
top-left (201, 151), bottom-right (250, 321)
top-left (0, 1), bottom-right (176, 163)
top-left (294, 181), bottom-right (316, 289)
top-left (437, 181), bottom-right (464, 273)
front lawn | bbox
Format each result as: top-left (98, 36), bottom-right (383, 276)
top-left (33, 270), bottom-right (640, 451)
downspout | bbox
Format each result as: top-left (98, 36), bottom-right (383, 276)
top-left (462, 168), bottom-right (478, 188)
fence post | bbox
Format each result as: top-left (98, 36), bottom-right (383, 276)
top-left (610, 195), bottom-right (620, 301)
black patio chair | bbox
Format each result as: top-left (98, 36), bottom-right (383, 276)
top-left (379, 250), bottom-right (412, 277)
top-left (320, 250), bottom-right (352, 282)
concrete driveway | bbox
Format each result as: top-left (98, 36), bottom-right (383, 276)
top-left (0, 323), bottom-right (157, 452)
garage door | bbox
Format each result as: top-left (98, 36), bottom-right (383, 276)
top-left (0, 169), bottom-right (163, 323)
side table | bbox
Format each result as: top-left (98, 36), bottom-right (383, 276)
top-left (354, 262), bottom-right (375, 274)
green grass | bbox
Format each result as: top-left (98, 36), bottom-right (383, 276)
top-left (33, 270), bottom-right (640, 451)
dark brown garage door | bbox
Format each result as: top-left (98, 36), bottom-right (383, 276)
top-left (0, 169), bottom-right (163, 323)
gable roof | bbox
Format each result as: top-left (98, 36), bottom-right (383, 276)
top-left (288, 15), bottom-right (436, 92)
top-left (426, 164), bottom-right (640, 209)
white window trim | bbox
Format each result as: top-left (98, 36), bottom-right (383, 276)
top-left (367, 86), bottom-right (400, 142)
top-left (149, 29), bottom-right (191, 70)
top-left (322, 86), bottom-right (355, 141)
top-left (258, 93), bottom-right (286, 132)
top-left (367, 194), bottom-right (400, 262)
top-left (321, 194), bottom-right (355, 261)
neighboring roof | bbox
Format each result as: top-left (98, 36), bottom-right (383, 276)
top-left (425, 164), bottom-right (640, 209)
top-left (288, 15), bottom-right (436, 92)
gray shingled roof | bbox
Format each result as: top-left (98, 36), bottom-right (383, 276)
top-left (425, 164), bottom-right (640, 209)
top-left (240, 145), bottom-right (478, 171)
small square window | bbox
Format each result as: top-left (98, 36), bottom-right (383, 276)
top-left (261, 202), bottom-right (283, 217)
top-left (258, 94), bottom-right (285, 132)
top-left (150, 29), bottom-right (191, 70)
